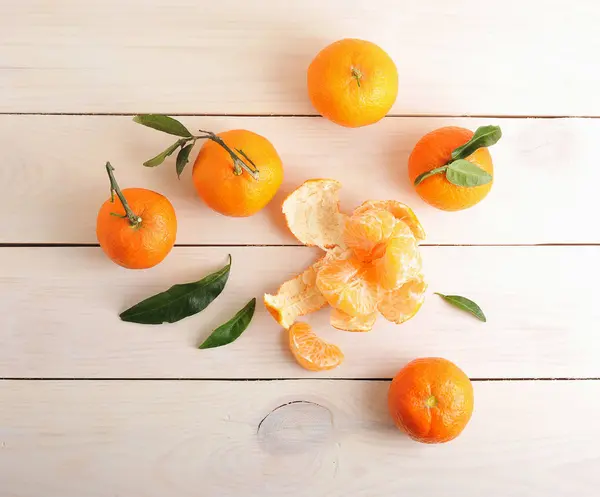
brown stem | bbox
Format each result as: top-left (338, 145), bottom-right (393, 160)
top-left (105, 162), bottom-right (142, 227)
top-left (351, 67), bottom-right (362, 88)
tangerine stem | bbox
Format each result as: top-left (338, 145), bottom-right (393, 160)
top-left (351, 67), bottom-right (362, 87)
top-left (413, 165), bottom-right (448, 187)
top-left (197, 130), bottom-right (260, 181)
top-left (105, 162), bottom-right (141, 227)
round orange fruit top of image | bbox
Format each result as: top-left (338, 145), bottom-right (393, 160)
top-left (96, 165), bottom-right (177, 269)
top-left (192, 129), bottom-right (283, 217)
top-left (307, 38), bottom-right (398, 127)
top-left (408, 126), bottom-right (494, 211)
top-left (388, 357), bottom-right (474, 443)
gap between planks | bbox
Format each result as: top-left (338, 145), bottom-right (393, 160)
top-left (1, 377), bottom-right (599, 382)
top-left (1, 243), bottom-right (599, 248)
top-left (1, 112), bottom-right (600, 119)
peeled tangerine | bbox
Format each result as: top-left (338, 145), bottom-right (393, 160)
top-left (264, 179), bottom-right (427, 371)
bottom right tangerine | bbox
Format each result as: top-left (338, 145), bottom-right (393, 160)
top-left (388, 357), bottom-right (474, 443)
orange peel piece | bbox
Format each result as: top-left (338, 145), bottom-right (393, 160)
top-left (316, 257), bottom-right (379, 317)
top-left (344, 208), bottom-right (396, 263)
top-left (378, 275), bottom-right (428, 324)
top-left (330, 308), bottom-right (377, 332)
top-left (289, 322), bottom-right (344, 371)
top-left (354, 200), bottom-right (426, 242)
top-left (264, 248), bottom-right (349, 329)
top-left (282, 179), bottom-right (347, 250)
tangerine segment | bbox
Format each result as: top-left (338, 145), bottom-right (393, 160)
top-left (282, 179), bottom-right (347, 250)
top-left (378, 275), bottom-right (427, 324)
top-left (344, 208), bottom-right (396, 263)
top-left (330, 308), bottom-right (377, 332)
top-left (316, 258), bottom-right (379, 317)
top-left (354, 200), bottom-right (426, 242)
top-left (376, 221), bottom-right (421, 290)
top-left (289, 322), bottom-right (344, 371)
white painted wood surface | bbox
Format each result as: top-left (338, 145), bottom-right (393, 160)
top-left (1, 246), bottom-right (598, 379)
top-left (1, 380), bottom-right (598, 497)
top-left (2, 0), bottom-right (599, 494)
top-left (2, 0), bottom-right (600, 115)
top-left (1, 115), bottom-right (598, 245)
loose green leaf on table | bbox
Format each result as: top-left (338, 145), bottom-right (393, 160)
top-left (445, 159), bottom-right (493, 187)
top-left (451, 125), bottom-right (502, 161)
top-left (435, 293), bottom-right (487, 322)
top-left (199, 298), bottom-right (256, 349)
top-left (120, 255), bottom-right (232, 324)
top-left (176, 143), bottom-right (194, 178)
top-left (133, 114), bottom-right (193, 138)
top-left (143, 139), bottom-right (185, 168)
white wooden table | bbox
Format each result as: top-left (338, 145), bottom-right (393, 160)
top-left (1, 1), bottom-right (599, 495)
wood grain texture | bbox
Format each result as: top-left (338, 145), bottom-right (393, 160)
top-left (2, 0), bottom-right (599, 115)
top-left (1, 115), bottom-right (598, 245)
top-left (0, 380), bottom-right (598, 497)
top-left (1, 246), bottom-right (598, 379)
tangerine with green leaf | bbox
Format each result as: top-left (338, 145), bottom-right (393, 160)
top-left (133, 115), bottom-right (283, 217)
top-left (408, 126), bottom-right (501, 211)
top-left (96, 163), bottom-right (177, 269)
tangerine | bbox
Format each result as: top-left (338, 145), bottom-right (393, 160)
top-left (408, 127), bottom-right (494, 211)
top-left (307, 39), bottom-right (398, 127)
top-left (96, 163), bottom-right (177, 269)
top-left (388, 357), bottom-right (474, 443)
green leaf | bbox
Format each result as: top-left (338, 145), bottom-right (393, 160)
top-left (143, 140), bottom-right (184, 167)
top-left (133, 115), bottom-right (193, 138)
top-left (451, 125), bottom-right (502, 161)
top-left (445, 159), bottom-right (493, 187)
top-left (175, 143), bottom-right (194, 178)
top-left (199, 298), bottom-right (256, 349)
top-left (120, 256), bottom-right (232, 324)
top-left (435, 293), bottom-right (486, 322)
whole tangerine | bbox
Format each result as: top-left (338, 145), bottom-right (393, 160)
top-left (192, 129), bottom-right (283, 217)
top-left (388, 357), bottom-right (474, 443)
top-left (96, 163), bottom-right (177, 269)
top-left (307, 38), bottom-right (398, 127)
top-left (408, 126), bottom-right (494, 211)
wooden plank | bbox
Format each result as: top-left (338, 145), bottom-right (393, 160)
top-left (2, 0), bottom-right (599, 116)
top-left (1, 115), bottom-right (598, 245)
top-left (1, 245), bottom-right (598, 379)
top-left (0, 379), bottom-right (598, 496)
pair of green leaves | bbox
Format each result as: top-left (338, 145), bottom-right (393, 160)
top-left (133, 115), bottom-right (196, 178)
top-left (133, 114), bottom-right (261, 180)
top-left (414, 125), bottom-right (502, 188)
top-left (120, 255), bottom-right (256, 348)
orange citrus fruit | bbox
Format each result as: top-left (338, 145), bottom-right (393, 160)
top-left (265, 180), bottom-right (428, 332)
top-left (388, 357), bottom-right (474, 443)
top-left (192, 129), bottom-right (283, 217)
top-left (307, 39), bottom-right (398, 127)
top-left (289, 322), bottom-right (344, 371)
top-left (96, 163), bottom-right (177, 269)
top-left (408, 126), bottom-right (493, 211)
